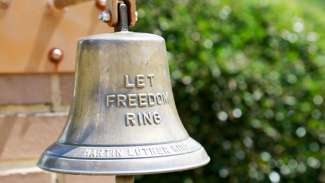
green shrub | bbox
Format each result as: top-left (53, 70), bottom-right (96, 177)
top-left (134, 0), bottom-right (325, 182)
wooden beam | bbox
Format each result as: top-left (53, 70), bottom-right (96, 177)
top-left (115, 176), bottom-right (135, 183)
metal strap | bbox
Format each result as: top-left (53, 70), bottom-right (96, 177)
top-left (106, 0), bottom-right (137, 28)
top-left (115, 2), bottom-right (129, 32)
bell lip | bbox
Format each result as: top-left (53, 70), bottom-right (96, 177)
top-left (37, 138), bottom-right (210, 175)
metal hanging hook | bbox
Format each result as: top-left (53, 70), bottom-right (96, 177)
top-left (116, 1), bottom-right (129, 32)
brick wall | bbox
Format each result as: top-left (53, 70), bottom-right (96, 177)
top-left (0, 74), bottom-right (115, 183)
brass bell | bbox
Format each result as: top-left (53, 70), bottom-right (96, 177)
top-left (38, 1), bottom-right (209, 175)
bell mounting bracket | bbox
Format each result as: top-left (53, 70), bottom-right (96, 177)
top-left (106, 0), bottom-right (137, 29)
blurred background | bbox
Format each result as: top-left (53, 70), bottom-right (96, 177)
top-left (0, 0), bottom-right (324, 183)
top-left (134, 0), bottom-right (325, 182)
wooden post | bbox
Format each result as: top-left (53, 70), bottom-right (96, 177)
top-left (49, 0), bottom-right (92, 9)
top-left (116, 176), bottom-right (135, 183)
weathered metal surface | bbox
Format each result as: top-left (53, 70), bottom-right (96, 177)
top-left (0, 0), bottom-right (112, 73)
top-left (38, 32), bottom-right (210, 175)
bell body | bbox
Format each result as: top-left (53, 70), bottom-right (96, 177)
top-left (38, 32), bottom-right (210, 175)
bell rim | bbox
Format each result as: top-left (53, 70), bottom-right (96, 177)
top-left (37, 138), bottom-right (210, 175)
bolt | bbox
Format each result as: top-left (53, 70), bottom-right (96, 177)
top-left (49, 48), bottom-right (64, 64)
top-left (0, 0), bottom-right (10, 9)
top-left (98, 11), bottom-right (110, 23)
top-left (95, 0), bottom-right (106, 11)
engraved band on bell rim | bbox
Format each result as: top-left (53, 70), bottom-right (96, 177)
top-left (47, 138), bottom-right (202, 160)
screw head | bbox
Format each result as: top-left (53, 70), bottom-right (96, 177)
top-left (95, 0), bottom-right (106, 10)
top-left (49, 48), bottom-right (64, 64)
top-left (98, 11), bottom-right (110, 23)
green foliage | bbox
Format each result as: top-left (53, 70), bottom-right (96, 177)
top-left (133, 0), bottom-right (325, 182)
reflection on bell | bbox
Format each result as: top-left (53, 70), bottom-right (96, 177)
top-left (38, 31), bottom-right (210, 175)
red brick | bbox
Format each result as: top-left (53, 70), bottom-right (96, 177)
top-left (0, 114), bottom-right (66, 161)
top-left (0, 171), bottom-right (51, 183)
top-left (0, 74), bottom-right (51, 105)
top-left (59, 74), bottom-right (74, 104)
top-left (62, 174), bottom-right (115, 183)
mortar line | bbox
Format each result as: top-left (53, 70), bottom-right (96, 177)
top-left (51, 74), bottom-right (62, 112)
